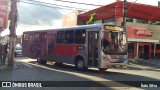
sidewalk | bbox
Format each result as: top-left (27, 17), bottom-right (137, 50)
top-left (0, 63), bottom-right (7, 70)
top-left (143, 59), bottom-right (160, 67)
top-left (0, 58), bottom-right (8, 70)
top-left (127, 59), bottom-right (160, 70)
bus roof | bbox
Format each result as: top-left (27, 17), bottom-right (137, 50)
top-left (23, 23), bottom-right (122, 33)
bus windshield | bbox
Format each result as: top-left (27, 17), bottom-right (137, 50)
top-left (101, 31), bottom-right (127, 55)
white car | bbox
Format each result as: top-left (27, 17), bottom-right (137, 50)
top-left (14, 47), bottom-right (22, 57)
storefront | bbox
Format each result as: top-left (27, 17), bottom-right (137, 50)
top-left (127, 26), bottom-right (159, 59)
top-left (62, 1), bottom-right (160, 60)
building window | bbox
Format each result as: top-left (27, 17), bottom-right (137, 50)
top-left (126, 18), bottom-right (133, 22)
top-left (103, 18), bottom-right (115, 23)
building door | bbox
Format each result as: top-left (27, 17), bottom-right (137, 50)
top-left (88, 31), bottom-right (99, 66)
top-left (139, 45), bottom-right (144, 59)
top-left (138, 44), bottom-right (150, 59)
top-left (144, 45), bottom-right (149, 59)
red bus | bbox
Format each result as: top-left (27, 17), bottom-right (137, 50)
top-left (22, 24), bottom-right (128, 71)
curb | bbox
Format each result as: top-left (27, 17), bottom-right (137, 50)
top-left (143, 60), bottom-right (160, 67)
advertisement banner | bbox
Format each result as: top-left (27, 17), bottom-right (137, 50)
top-left (0, 0), bottom-right (9, 30)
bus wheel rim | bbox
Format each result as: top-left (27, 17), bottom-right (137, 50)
top-left (77, 61), bottom-right (84, 68)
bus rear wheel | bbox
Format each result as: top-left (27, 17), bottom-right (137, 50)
top-left (75, 58), bottom-right (86, 71)
top-left (98, 68), bottom-right (108, 72)
top-left (37, 54), bottom-right (47, 64)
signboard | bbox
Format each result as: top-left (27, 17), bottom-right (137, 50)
top-left (0, 0), bottom-right (9, 30)
top-left (104, 26), bottom-right (123, 31)
top-left (136, 30), bottom-right (152, 37)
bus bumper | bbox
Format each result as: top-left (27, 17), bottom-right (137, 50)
top-left (99, 58), bottom-right (128, 68)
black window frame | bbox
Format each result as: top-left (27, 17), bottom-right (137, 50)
top-left (56, 31), bottom-right (65, 43)
top-left (74, 29), bottom-right (86, 44)
top-left (64, 30), bottom-right (74, 44)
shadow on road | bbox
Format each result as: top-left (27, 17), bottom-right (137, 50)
top-left (1, 58), bottom-right (159, 89)
top-left (27, 61), bottom-right (160, 87)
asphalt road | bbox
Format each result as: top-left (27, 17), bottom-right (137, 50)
top-left (0, 57), bottom-right (160, 90)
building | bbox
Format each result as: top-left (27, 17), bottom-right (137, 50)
top-left (62, 1), bottom-right (160, 60)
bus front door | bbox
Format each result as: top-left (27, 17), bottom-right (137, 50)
top-left (88, 31), bottom-right (99, 66)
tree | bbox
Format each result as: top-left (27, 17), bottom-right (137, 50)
top-left (86, 13), bottom-right (97, 25)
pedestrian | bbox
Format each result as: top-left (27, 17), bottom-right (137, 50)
top-left (2, 43), bottom-right (8, 64)
top-left (0, 52), bottom-right (2, 64)
top-left (0, 44), bottom-right (3, 64)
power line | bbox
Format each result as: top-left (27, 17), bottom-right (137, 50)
top-left (23, 0), bottom-right (103, 6)
top-left (127, 0), bottom-right (138, 11)
top-left (25, 0), bottom-right (88, 10)
top-left (51, 0), bottom-right (103, 6)
top-left (20, 1), bottom-right (88, 11)
top-left (22, 0), bottom-right (91, 11)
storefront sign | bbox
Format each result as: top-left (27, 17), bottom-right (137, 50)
top-left (0, 0), bottom-right (9, 30)
top-left (136, 30), bottom-right (152, 37)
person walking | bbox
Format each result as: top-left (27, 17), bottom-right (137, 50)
top-left (2, 43), bottom-right (8, 64)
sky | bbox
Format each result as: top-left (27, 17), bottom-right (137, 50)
top-left (1, 0), bottom-right (160, 36)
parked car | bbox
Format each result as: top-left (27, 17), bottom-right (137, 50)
top-left (14, 47), bottom-right (22, 57)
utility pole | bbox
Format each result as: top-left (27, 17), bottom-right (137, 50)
top-left (115, 0), bottom-right (119, 25)
top-left (7, 0), bottom-right (18, 68)
top-left (122, 0), bottom-right (127, 27)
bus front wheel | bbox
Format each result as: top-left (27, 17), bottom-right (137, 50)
top-left (37, 54), bottom-right (47, 64)
top-left (75, 58), bottom-right (86, 70)
top-left (98, 68), bottom-right (108, 72)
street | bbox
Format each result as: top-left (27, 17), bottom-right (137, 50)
top-left (0, 57), bottom-right (160, 90)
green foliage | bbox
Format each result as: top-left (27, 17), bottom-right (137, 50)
top-left (86, 13), bottom-right (97, 25)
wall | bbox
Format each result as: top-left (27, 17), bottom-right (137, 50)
top-left (126, 22), bottom-right (160, 41)
top-left (62, 11), bottom-right (80, 27)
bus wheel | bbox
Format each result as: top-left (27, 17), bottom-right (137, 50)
top-left (98, 68), bottom-right (108, 72)
top-left (75, 58), bottom-right (86, 70)
top-left (55, 62), bottom-right (63, 66)
top-left (37, 54), bottom-right (47, 64)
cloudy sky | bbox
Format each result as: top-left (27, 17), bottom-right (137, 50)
top-left (1, 0), bottom-right (160, 36)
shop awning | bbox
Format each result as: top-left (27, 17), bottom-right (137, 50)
top-left (128, 38), bottom-right (159, 43)
top-left (78, 1), bottom-right (160, 22)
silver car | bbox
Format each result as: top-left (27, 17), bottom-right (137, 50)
top-left (14, 47), bottom-right (22, 57)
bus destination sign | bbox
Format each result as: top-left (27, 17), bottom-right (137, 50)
top-left (104, 26), bottom-right (123, 31)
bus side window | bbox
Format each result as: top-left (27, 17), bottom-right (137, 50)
top-left (29, 35), bottom-right (33, 44)
top-left (74, 29), bottom-right (86, 44)
top-left (65, 30), bottom-right (74, 44)
top-left (40, 32), bottom-right (47, 42)
top-left (23, 34), bottom-right (29, 40)
top-left (34, 33), bottom-right (39, 43)
top-left (56, 31), bottom-right (65, 43)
